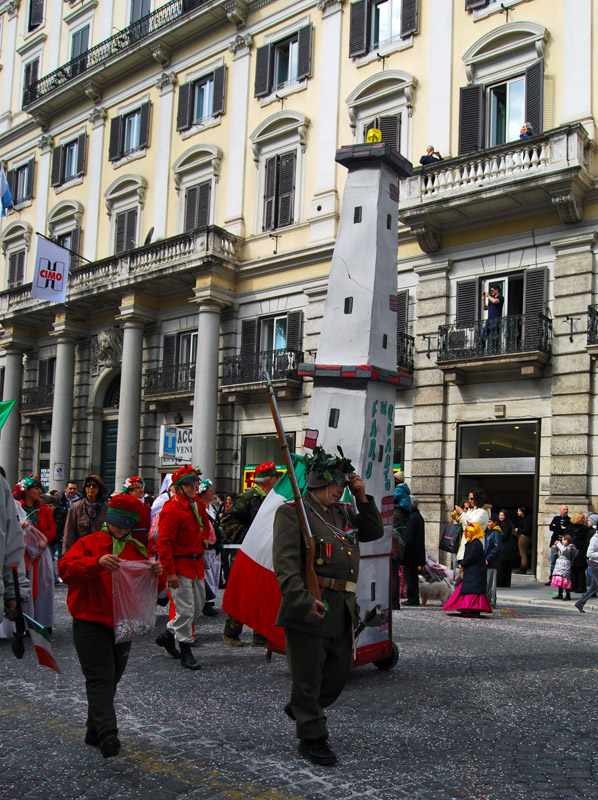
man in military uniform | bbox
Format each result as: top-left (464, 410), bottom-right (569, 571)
top-left (272, 447), bottom-right (383, 766)
top-left (221, 461), bottom-right (279, 646)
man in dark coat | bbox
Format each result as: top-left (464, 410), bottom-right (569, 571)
top-left (402, 497), bottom-right (426, 607)
top-left (52, 481), bottom-right (80, 584)
top-left (273, 446), bottom-right (383, 766)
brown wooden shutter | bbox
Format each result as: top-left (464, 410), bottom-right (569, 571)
top-left (458, 85), bottom-right (485, 155)
top-left (197, 181), bottom-right (211, 228)
top-left (523, 267), bottom-right (546, 315)
top-left (379, 116), bottom-right (401, 149)
top-left (254, 44), bottom-right (272, 97)
top-left (241, 319), bottom-right (258, 381)
top-left (524, 59), bottom-right (544, 136)
top-left (401, 0), bottom-right (419, 37)
top-left (456, 279), bottom-right (479, 325)
top-left (138, 103), bottom-right (151, 149)
top-left (184, 186), bottom-right (198, 232)
top-left (349, 0), bottom-right (368, 57)
top-left (25, 158), bottom-right (35, 200)
top-left (125, 208), bottom-right (137, 250)
top-left (76, 133), bottom-right (87, 176)
top-left (263, 156), bottom-right (277, 231)
top-left (396, 290), bottom-right (409, 334)
top-left (277, 152), bottom-right (296, 228)
top-left (212, 66), bottom-right (226, 116)
top-left (177, 83), bottom-right (192, 131)
top-left (69, 227), bottom-right (81, 270)
top-left (163, 335), bottom-right (177, 366)
top-left (51, 146), bottom-right (63, 187)
top-left (108, 116), bottom-right (123, 161)
top-left (286, 311), bottom-right (302, 351)
top-left (115, 212), bottom-right (127, 253)
top-left (296, 25), bottom-right (312, 81)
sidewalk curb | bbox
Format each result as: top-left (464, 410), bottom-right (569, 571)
top-left (498, 596), bottom-right (597, 612)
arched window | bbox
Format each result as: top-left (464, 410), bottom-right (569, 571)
top-left (1, 220), bottom-right (32, 289)
top-left (172, 145), bottom-right (221, 232)
top-left (104, 174), bottom-right (147, 254)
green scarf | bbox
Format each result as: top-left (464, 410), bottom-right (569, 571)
top-left (253, 485), bottom-right (266, 498)
top-left (174, 495), bottom-right (203, 532)
top-left (102, 522), bottom-right (148, 557)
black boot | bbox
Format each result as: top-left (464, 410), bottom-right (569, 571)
top-left (155, 629), bottom-right (180, 659)
top-left (554, 588), bottom-right (563, 599)
top-left (180, 642), bottom-right (201, 670)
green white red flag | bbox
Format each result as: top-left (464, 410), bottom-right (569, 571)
top-left (24, 613), bottom-right (62, 674)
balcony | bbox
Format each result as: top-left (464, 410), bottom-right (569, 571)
top-left (436, 313), bottom-right (552, 383)
top-left (397, 331), bottom-right (414, 375)
top-left (221, 348), bottom-right (303, 403)
top-left (21, 385), bottom-right (54, 411)
top-left (587, 304), bottom-right (598, 358)
top-left (145, 362), bottom-right (195, 401)
top-left (399, 124), bottom-right (596, 252)
top-left (0, 226), bottom-right (240, 329)
top-left (23, 0), bottom-right (240, 121)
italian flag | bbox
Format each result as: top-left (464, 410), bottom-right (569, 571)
top-left (222, 455), bottom-right (308, 649)
top-left (24, 613), bottom-right (62, 674)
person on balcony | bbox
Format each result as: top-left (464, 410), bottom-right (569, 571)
top-left (519, 122), bottom-right (534, 139)
top-left (419, 145), bottom-right (443, 165)
top-left (480, 284), bottom-right (504, 354)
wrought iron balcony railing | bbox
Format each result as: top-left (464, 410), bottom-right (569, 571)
top-left (22, 385), bottom-right (54, 410)
top-left (222, 349), bottom-right (303, 386)
top-left (24, 0), bottom-right (210, 107)
top-left (437, 313), bottom-right (552, 363)
top-left (145, 362), bottom-right (195, 395)
top-left (588, 304), bottom-right (598, 346)
top-left (397, 332), bottom-right (414, 372)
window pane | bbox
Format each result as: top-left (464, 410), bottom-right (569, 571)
top-left (274, 317), bottom-right (287, 350)
top-left (260, 318), bottom-right (274, 351)
top-left (193, 77), bottom-right (214, 122)
top-left (16, 167), bottom-right (28, 202)
top-left (489, 84), bottom-right (507, 146)
top-left (178, 332), bottom-right (197, 364)
top-left (372, 0), bottom-right (396, 45)
top-left (507, 78), bottom-right (525, 142)
top-left (58, 232), bottom-right (72, 251)
top-left (123, 111), bottom-right (141, 154)
top-left (274, 42), bottom-right (290, 89)
top-left (288, 39), bottom-right (298, 84)
top-left (63, 141), bottom-right (78, 180)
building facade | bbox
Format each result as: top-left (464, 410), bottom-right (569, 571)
top-left (0, 0), bottom-right (597, 578)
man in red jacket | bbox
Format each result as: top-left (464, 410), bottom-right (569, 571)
top-left (154, 464), bottom-right (209, 670)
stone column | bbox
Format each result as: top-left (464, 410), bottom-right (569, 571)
top-left (224, 34), bottom-right (253, 237)
top-left (152, 73), bottom-right (177, 240)
top-left (84, 107), bottom-right (107, 262)
top-left (49, 315), bottom-right (83, 488)
top-left (411, 260), bottom-right (452, 557)
top-left (0, 340), bottom-right (26, 485)
top-left (114, 297), bottom-right (154, 492)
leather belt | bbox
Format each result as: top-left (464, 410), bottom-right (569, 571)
top-left (318, 576), bottom-right (357, 593)
top-left (176, 553), bottom-right (203, 560)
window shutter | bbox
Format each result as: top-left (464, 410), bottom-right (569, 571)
top-left (76, 133), bottom-right (87, 176)
top-left (277, 152), bottom-right (296, 228)
top-left (524, 59), bottom-right (544, 136)
top-left (69, 227), bottom-right (81, 270)
top-left (23, 59), bottom-right (39, 105)
top-left (26, 158), bottom-right (35, 200)
top-left (163, 334), bottom-right (176, 366)
top-left (523, 267), bottom-right (546, 315)
top-left (108, 116), bottom-right (123, 161)
top-left (396, 290), bottom-right (409, 334)
top-left (401, 0), bottom-right (419, 37)
top-left (241, 318), bottom-right (258, 381)
top-left (286, 311), bottom-right (302, 351)
top-left (9, 251), bottom-right (25, 288)
top-left (38, 359), bottom-right (49, 387)
top-left (29, 0), bottom-right (44, 28)
top-left (458, 85), bottom-right (485, 155)
top-left (50, 145), bottom-right (63, 187)
top-left (212, 66), bottom-right (226, 117)
top-left (184, 185), bottom-right (199, 232)
top-left (263, 155), bottom-right (277, 231)
top-left (254, 44), bottom-right (272, 97)
top-left (177, 83), bottom-right (192, 131)
top-left (115, 212), bottom-right (127, 253)
top-left (465, 0), bottom-right (489, 9)
top-left (197, 180), bottom-right (211, 228)
top-left (456, 279), bottom-right (479, 326)
top-left (125, 208), bottom-right (137, 250)
top-left (378, 115), bottom-right (401, 149)
top-left (138, 102), bottom-right (151, 149)
top-left (349, 0), bottom-right (368, 58)
top-left (296, 24), bottom-right (312, 81)
top-left (6, 169), bottom-right (16, 201)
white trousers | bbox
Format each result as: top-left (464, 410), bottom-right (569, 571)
top-left (203, 550), bottom-right (221, 601)
top-left (166, 575), bottom-right (206, 643)
top-left (486, 567), bottom-right (498, 608)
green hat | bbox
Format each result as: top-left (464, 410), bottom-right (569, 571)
top-left (305, 446), bottom-right (354, 489)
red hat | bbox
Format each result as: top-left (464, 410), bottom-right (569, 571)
top-left (105, 494), bottom-right (143, 530)
top-left (255, 462), bottom-right (278, 478)
top-left (172, 465), bottom-right (201, 486)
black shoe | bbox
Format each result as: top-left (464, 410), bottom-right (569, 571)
top-left (99, 735), bottom-right (121, 759)
top-left (575, 602), bottom-right (585, 613)
top-left (155, 630), bottom-right (180, 659)
top-left (284, 702), bottom-right (296, 721)
top-left (545, 580), bottom-right (552, 586)
top-left (252, 633), bottom-right (268, 647)
top-left (515, 568), bottom-right (527, 575)
top-left (298, 738), bottom-right (337, 766)
top-left (84, 730), bottom-right (100, 748)
top-left (179, 642), bottom-right (201, 670)
top-left (562, 595), bottom-right (571, 601)
top-left (156, 595), bottom-right (169, 607)
top-left (202, 604), bottom-right (218, 617)
top-left (402, 600), bottom-right (420, 607)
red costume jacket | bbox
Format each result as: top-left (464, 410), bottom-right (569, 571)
top-left (155, 495), bottom-right (209, 579)
top-left (58, 529), bottom-right (165, 628)
top-left (20, 501), bottom-right (57, 544)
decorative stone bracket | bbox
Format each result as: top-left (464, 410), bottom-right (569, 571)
top-left (225, 0), bottom-right (249, 30)
top-left (551, 192), bottom-right (584, 224)
top-left (411, 221), bottom-right (441, 254)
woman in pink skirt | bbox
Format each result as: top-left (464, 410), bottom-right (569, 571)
top-left (550, 532), bottom-right (577, 601)
top-left (443, 522), bottom-right (492, 617)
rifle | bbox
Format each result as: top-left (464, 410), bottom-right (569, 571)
top-left (11, 564), bottom-right (26, 660)
top-left (265, 373), bottom-right (321, 603)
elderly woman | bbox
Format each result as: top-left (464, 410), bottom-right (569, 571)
top-left (63, 475), bottom-right (108, 554)
top-left (14, 474), bottom-right (56, 630)
top-left (122, 475), bottom-right (151, 545)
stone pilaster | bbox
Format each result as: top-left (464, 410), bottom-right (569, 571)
top-left (0, 331), bottom-right (30, 485)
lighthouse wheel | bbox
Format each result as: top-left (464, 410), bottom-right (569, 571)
top-left (373, 641), bottom-right (398, 671)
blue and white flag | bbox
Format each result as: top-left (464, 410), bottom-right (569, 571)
top-left (31, 235), bottom-right (70, 303)
top-left (0, 164), bottom-right (12, 217)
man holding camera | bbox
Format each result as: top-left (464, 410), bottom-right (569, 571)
top-left (481, 284), bottom-right (504, 354)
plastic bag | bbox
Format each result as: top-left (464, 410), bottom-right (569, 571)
top-left (23, 521), bottom-right (48, 561)
top-left (147, 514), bottom-right (160, 555)
top-left (112, 559), bottom-right (158, 643)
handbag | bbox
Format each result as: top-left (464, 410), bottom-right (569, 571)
top-left (439, 522), bottom-right (461, 554)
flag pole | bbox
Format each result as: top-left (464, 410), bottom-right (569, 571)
top-left (35, 231), bottom-right (92, 264)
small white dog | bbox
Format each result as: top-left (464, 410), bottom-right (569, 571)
top-left (418, 576), bottom-right (452, 606)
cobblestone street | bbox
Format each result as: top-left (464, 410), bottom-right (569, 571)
top-left (1, 587), bottom-right (596, 800)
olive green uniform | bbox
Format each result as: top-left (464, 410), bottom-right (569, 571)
top-left (222, 486), bottom-right (267, 638)
top-left (273, 492), bottom-right (383, 741)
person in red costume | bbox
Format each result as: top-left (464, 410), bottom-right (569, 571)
top-left (59, 493), bottom-right (164, 759)
top-left (154, 465), bottom-right (210, 671)
top-left (122, 475), bottom-right (151, 545)
top-left (14, 474), bottom-right (56, 630)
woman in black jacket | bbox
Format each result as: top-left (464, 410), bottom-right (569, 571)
top-left (496, 509), bottom-right (517, 587)
top-left (568, 512), bottom-right (589, 593)
top-left (443, 522), bottom-right (493, 617)
top-left (514, 506), bottom-right (533, 574)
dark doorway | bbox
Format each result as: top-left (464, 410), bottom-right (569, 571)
top-left (100, 420), bottom-right (118, 494)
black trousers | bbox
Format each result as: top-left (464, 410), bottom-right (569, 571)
top-left (285, 626), bottom-right (352, 741)
top-left (72, 618), bottom-right (131, 741)
top-left (403, 564), bottom-right (420, 604)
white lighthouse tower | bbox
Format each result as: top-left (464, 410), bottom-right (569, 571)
top-left (299, 141), bottom-right (412, 663)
